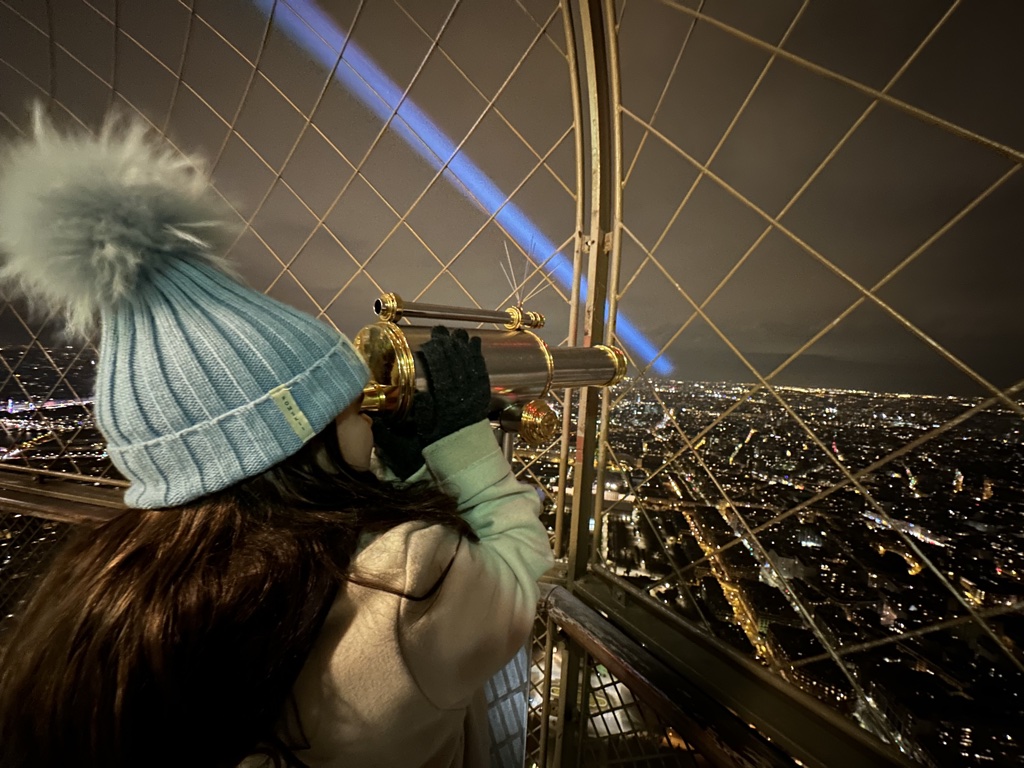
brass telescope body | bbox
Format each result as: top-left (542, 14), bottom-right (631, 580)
top-left (355, 294), bottom-right (626, 445)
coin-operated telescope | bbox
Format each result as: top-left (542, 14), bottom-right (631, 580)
top-left (355, 292), bottom-right (626, 446)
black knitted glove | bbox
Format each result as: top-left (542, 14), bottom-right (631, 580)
top-left (414, 326), bottom-right (491, 446)
top-left (371, 397), bottom-right (428, 480)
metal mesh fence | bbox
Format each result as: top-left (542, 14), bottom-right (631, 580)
top-left (1, 1), bottom-right (1023, 765)
top-left (526, 610), bottom-right (705, 768)
top-left (578, 655), bottom-right (701, 768)
top-left (527, 615), bottom-right (555, 766)
top-left (595, 2), bottom-right (1024, 764)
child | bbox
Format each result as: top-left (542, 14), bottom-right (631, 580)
top-left (0, 109), bottom-right (554, 767)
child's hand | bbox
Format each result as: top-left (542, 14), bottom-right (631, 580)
top-left (414, 326), bottom-right (491, 445)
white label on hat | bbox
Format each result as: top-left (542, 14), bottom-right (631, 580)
top-left (269, 385), bottom-right (315, 442)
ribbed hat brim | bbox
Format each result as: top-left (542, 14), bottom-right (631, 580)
top-left (94, 260), bottom-right (368, 508)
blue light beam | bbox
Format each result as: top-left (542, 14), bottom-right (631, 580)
top-left (251, 0), bottom-right (673, 375)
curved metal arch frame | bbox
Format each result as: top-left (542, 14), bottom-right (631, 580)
top-left (555, 1), bottom-right (914, 766)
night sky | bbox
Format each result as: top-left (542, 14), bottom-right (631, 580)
top-left (0, 0), bottom-right (1022, 398)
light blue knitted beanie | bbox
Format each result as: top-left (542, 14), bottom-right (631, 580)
top-left (0, 108), bottom-right (368, 508)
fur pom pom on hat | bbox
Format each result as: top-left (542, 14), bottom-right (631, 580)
top-left (0, 108), bottom-right (369, 508)
top-left (0, 107), bottom-right (235, 337)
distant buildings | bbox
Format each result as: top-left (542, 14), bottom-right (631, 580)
top-left (3, 350), bottom-right (1023, 766)
top-left (523, 378), bottom-right (1024, 766)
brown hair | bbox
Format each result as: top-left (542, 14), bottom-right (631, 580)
top-left (0, 427), bottom-right (471, 767)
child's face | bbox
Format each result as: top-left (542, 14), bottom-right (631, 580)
top-left (334, 395), bottom-right (373, 471)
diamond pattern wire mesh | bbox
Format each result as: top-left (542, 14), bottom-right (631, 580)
top-left (0, 0), bottom-right (583, 570)
top-left (0, 334), bottom-right (118, 481)
top-left (3, 0), bottom-right (1024, 766)
top-left (579, 653), bottom-right (700, 768)
top-left (0, 0), bottom-right (580, 478)
top-left (601, 1), bottom-right (1024, 765)
top-left (526, 615), bottom-right (554, 767)
top-left (524, 613), bottom-right (703, 768)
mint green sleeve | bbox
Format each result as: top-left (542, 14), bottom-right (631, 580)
top-left (398, 420), bottom-right (555, 709)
